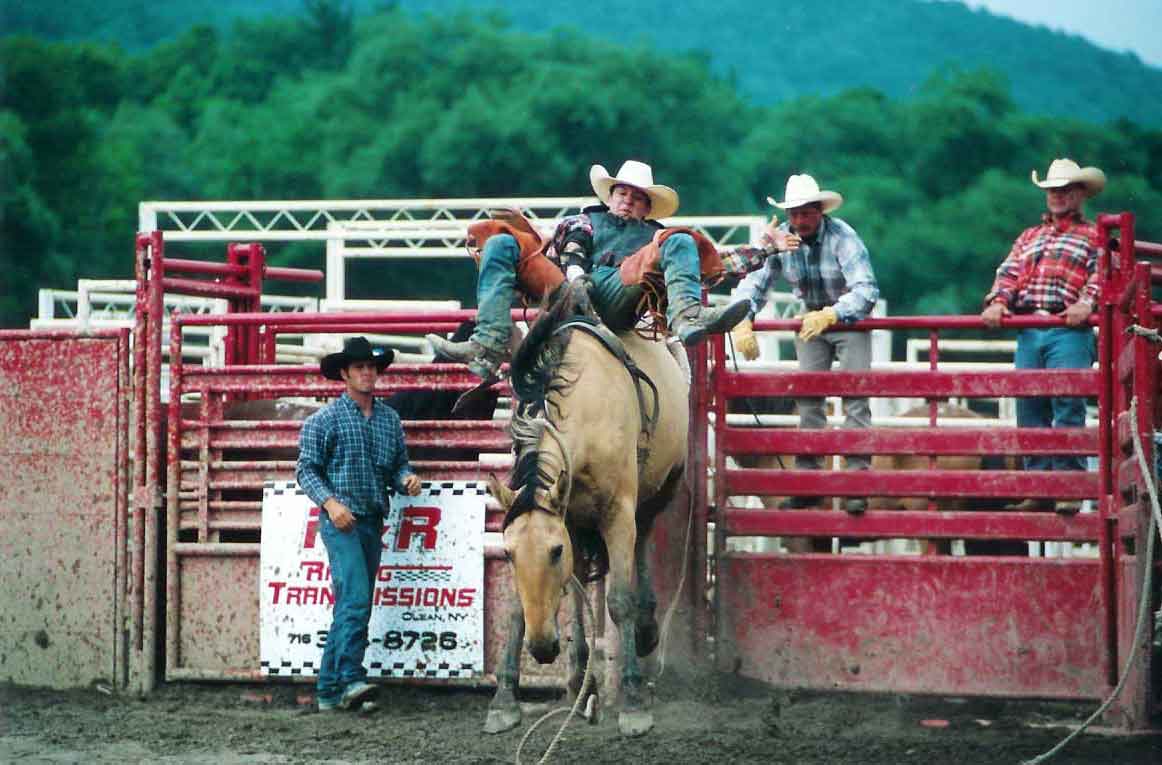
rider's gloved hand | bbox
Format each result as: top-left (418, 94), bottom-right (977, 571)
top-left (731, 318), bottom-right (760, 360)
top-left (566, 265), bottom-right (586, 282)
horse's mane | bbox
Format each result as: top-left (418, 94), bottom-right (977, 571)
top-left (503, 282), bottom-right (609, 581)
top-left (508, 283), bottom-right (584, 413)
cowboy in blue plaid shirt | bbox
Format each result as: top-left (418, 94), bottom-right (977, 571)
top-left (723, 175), bottom-right (880, 517)
top-left (296, 336), bottom-right (421, 712)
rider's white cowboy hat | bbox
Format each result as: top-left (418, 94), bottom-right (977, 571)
top-left (1031, 158), bottom-right (1106, 197)
top-left (320, 336), bottom-right (394, 381)
top-left (767, 174), bottom-right (843, 213)
top-left (589, 160), bottom-right (680, 219)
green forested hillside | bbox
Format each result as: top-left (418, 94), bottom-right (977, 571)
top-left (2, 3), bottom-right (1161, 329)
top-left (3, 0), bottom-right (1160, 124)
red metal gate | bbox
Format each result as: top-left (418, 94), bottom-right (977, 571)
top-left (0, 329), bottom-right (130, 688)
top-left (702, 213), bottom-right (1159, 726)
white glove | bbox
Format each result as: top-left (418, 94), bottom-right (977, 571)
top-left (566, 265), bottom-right (585, 282)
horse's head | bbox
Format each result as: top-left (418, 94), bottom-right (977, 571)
top-left (489, 474), bottom-right (573, 664)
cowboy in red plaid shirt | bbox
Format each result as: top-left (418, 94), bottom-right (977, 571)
top-left (981, 158), bottom-right (1106, 514)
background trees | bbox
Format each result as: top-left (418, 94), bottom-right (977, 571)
top-left (1, 3), bottom-right (1160, 327)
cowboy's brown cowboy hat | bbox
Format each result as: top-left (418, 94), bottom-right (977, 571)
top-left (320, 336), bottom-right (394, 380)
top-left (589, 160), bottom-right (680, 219)
top-left (1031, 158), bottom-right (1106, 197)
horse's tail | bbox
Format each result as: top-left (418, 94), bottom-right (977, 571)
top-left (509, 281), bottom-right (584, 405)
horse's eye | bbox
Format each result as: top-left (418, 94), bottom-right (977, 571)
top-left (549, 544), bottom-right (563, 564)
top-left (502, 549), bottom-right (513, 562)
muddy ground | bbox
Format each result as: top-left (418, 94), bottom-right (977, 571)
top-left (2, 672), bottom-right (1159, 764)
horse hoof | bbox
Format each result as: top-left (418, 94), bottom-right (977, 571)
top-left (483, 706), bottom-right (521, 734)
top-left (618, 709), bottom-right (654, 737)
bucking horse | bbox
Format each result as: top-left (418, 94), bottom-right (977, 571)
top-left (485, 280), bottom-right (689, 737)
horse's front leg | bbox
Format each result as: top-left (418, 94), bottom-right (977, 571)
top-left (484, 599), bottom-right (524, 734)
top-left (604, 502), bottom-right (653, 737)
top-left (567, 563), bottom-right (600, 723)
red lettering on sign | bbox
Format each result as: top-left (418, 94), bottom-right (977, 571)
top-left (267, 581), bottom-right (287, 604)
top-left (303, 507), bottom-right (321, 549)
top-left (395, 506), bottom-right (441, 551)
top-left (301, 560), bottom-right (328, 581)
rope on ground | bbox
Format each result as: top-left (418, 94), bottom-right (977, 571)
top-left (514, 575), bottom-right (596, 765)
top-left (1021, 396), bottom-right (1161, 764)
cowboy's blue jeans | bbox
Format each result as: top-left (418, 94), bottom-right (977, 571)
top-left (472, 231), bottom-right (702, 343)
top-left (317, 510), bottom-right (383, 703)
top-left (472, 234), bottom-right (520, 353)
top-left (1014, 326), bottom-right (1095, 472)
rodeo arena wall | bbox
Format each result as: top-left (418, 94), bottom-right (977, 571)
top-left (0, 199), bottom-right (1158, 730)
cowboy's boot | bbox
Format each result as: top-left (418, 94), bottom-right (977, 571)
top-left (659, 232), bottom-right (750, 345)
top-left (426, 335), bottom-right (508, 381)
top-left (669, 300), bottom-right (752, 346)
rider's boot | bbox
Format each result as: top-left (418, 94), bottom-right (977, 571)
top-left (426, 335), bottom-right (508, 381)
top-left (669, 300), bottom-right (752, 346)
top-left (660, 232), bottom-right (751, 346)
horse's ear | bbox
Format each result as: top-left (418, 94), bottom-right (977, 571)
top-left (487, 473), bottom-right (515, 509)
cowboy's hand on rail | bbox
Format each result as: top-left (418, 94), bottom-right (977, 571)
top-left (1063, 300), bottom-right (1093, 327)
top-left (980, 302), bottom-right (1009, 328)
top-left (324, 498), bottom-right (356, 532)
top-left (402, 473), bottom-right (422, 496)
top-left (731, 318), bottom-right (760, 360)
top-left (798, 307), bottom-right (838, 341)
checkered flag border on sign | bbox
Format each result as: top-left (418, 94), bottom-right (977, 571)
top-left (368, 660), bottom-right (479, 679)
top-left (389, 481), bottom-right (488, 498)
top-left (261, 659), bottom-right (318, 677)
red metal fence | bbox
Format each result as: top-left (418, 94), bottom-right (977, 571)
top-left (6, 218), bottom-right (1157, 727)
top-left (702, 212), bottom-right (1159, 726)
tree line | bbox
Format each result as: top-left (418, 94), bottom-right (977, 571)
top-left (2, 4), bottom-right (1160, 327)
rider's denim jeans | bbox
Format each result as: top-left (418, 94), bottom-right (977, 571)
top-left (316, 510), bottom-right (383, 704)
top-left (471, 230), bottom-right (703, 346)
top-left (473, 234), bottom-right (521, 353)
top-left (1014, 326), bottom-right (1095, 472)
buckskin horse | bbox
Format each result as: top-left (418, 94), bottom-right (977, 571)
top-left (485, 281), bottom-right (688, 737)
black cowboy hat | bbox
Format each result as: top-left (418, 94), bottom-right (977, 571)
top-left (320, 336), bottom-right (394, 381)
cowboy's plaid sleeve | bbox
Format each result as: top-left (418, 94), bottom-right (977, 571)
top-left (548, 214), bottom-right (595, 270)
top-left (729, 251), bottom-right (782, 319)
top-left (718, 243), bottom-right (770, 279)
top-left (384, 407), bottom-right (416, 493)
top-left (984, 226), bottom-right (1037, 307)
top-left (296, 410), bottom-right (336, 508)
top-left (829, 222), bottom-right (879, 322)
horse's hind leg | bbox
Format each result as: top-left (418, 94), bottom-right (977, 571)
top-left (484, 600), bottom-right (524, 734)
top-left (634, 466), bottom-right (684, 657)
top-left (633, 534), bottom-right (660, 658)
top-left (605, 499), bottom-right (653, 737)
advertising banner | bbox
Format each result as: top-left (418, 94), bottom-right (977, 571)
top-left (260, 480), bottom-right (485, 679)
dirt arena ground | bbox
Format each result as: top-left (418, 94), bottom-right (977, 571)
top-left (2, 671), bottom-right (1159, 765)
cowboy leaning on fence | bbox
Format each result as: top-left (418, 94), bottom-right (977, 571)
top-left (721, 174), bottom-right (881, 516)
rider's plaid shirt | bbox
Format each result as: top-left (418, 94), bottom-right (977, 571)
top-left (984, 212), bottom-right (1101, 313)
top-left (723, 216), bottom-right (880, 323)
top-left (296, 393), bottom-right (414, 516)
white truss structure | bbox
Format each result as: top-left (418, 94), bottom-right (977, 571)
top-left (138, 198), bottom-right (768, 302)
